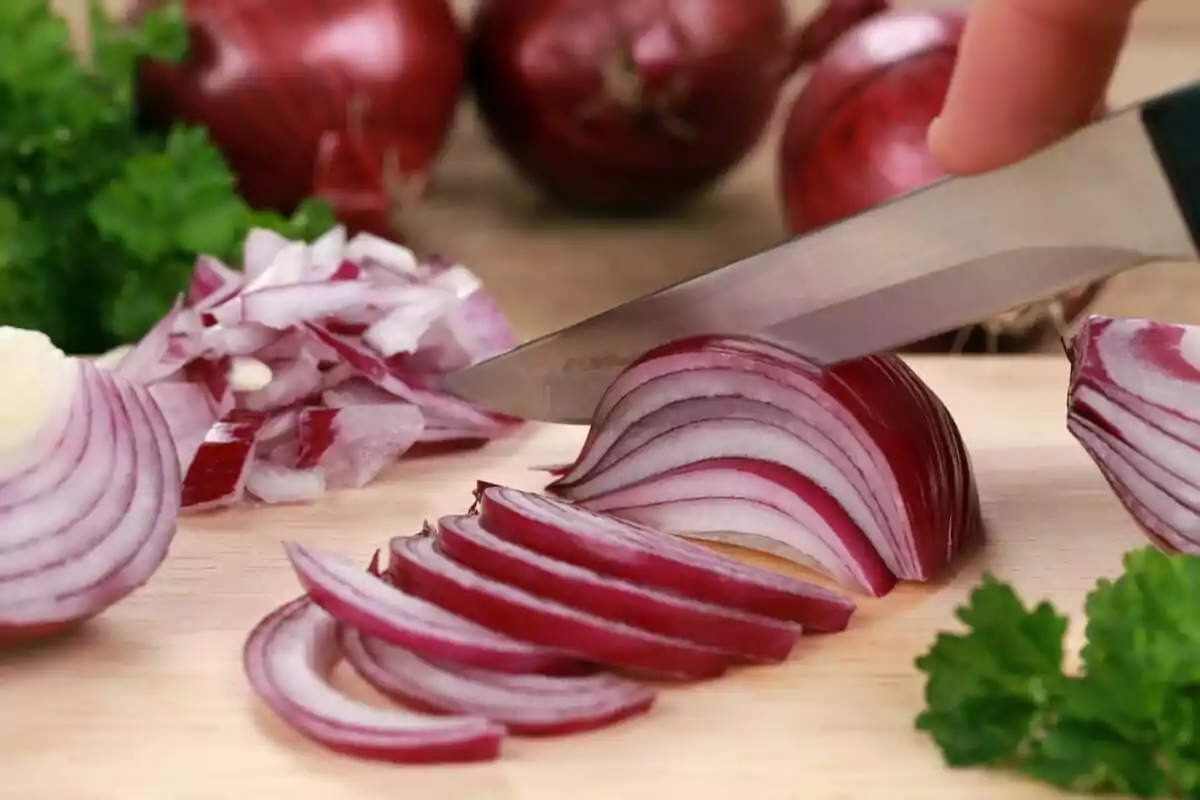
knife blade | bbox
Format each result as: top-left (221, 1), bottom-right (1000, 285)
top-left (447, 80), bottom-right (1200, 424)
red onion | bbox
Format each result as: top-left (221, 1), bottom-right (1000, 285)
top-left (134, 0), bottom-right (465, 236)
top-left (477, 484), bottom-right (855, 628)
top-left (437, 514), bottom-right (803, 661)
top-left (467, 0), bottom-right (794, 212)
top-left (243, 596), bottom-right (505, 763)
top-left (340, 627), bottom-right (658, 736)
top-left (548, 336), bottom-right (982, 595)
top-left (285, 542), bottom-right (580, 675)
top-left (388, 532), bottom-right (733, 679)
top-left (0, 329), bottom-right (181, 642)
top-left (778, 3), bottom-right (1104, 353)
top-left (1067, 315), bottom-right (1200, 554)
top-left (110, 226), bottom-right (520, 510)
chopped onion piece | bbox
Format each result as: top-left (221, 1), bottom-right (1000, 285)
top-left (243, 597), bottom-right (504, 763)
top-left (341, 627), bottom-right (657, 736)
top-left (116, 227), bottom-right (521, 507)
top-left (295, 405), bottom-right (424, 489)
top-left (181, 410), bottom-right (266, 511)
top-left (147, 381), bottom-right (218, 472)
top-left (245, 462), bottom-right (326, 504)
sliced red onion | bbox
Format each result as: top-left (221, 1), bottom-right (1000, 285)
top-left (285, 543), bottom-right (580, 674)
top-left (181, 410), bottom-right (266, 511)
top-left (114, 226), bottom-right (522, 507)
top-left (0, 331), bottom-right (181, 641)
top-left (340, 627), bottom-right (657, 736)
top-left (438, 514), bottom-right (803, 660)
top-left (388, 533), bottom-right (733, 679)
top-left (477, 485), bottom-right (855, 630)
top-left (1067, 315), bottom-right (1200, 553)
top-left (295, 405), bottom-right (424, 490)
top-left (550, 336), bottom-right (980, 590)
top-left (243, 597), bottom-right (505, 763)
top-left (578, 457), bottom-right (895, 596)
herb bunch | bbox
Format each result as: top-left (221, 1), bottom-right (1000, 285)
top-left (0, 0), bottom-right (336, 353)
top-left (916, 546), bottom-right (1200, 798)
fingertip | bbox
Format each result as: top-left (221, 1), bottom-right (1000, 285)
top-left (927, 113), bottom-right (1002, 176)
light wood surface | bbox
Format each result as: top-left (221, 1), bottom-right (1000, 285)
top-left (1, 355), bottom-right (1159, 800)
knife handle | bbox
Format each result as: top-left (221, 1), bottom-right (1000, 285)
top-left (1141, 80), bottom-right (1200, 249)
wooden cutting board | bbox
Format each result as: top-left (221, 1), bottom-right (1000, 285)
top-left (1, 355), bottom-right (1155, 800)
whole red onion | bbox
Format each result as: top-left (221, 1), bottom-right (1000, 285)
top-left (466, 0), bottom-right (799, 213)
top-left (134, 0), bottom-right (465, 239)
top-left (778, 7), bottom-right (1104, 353)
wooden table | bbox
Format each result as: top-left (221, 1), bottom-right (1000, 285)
top-left (0, 355), bottom-right (1161, 799)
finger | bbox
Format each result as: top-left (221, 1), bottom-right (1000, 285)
top-left (929, 0), bottom-right (1143, 174)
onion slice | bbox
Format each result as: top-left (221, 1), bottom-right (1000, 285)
top-left (243, 597), bottom-right (505, 763)
top-left (0, 329), bottom-right (181, 641)
top-left (438, 514), bottom-right (803, 661)
top-left (285, 542), bottom-right (580, 674)
top-left (477, 486), bottom-right (855, 630)
top-left (388, 532), bottom-right (733, 679)
top-left (340, 627), bottom-right (657, 736)
top-left (549, 336), bottom-right (981, 591)
top-left (1067, 315), bottom-right (1200, 553)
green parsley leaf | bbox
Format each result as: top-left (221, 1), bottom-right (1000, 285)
top-left (0, 0), bottom-right (338, 353)
top-left (916, 547), bottom-right (1200, 798)
top-left (915, 574), bottom-right (1069, 766)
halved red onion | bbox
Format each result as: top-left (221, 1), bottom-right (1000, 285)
top-left (388, 533), bottom-right (733, 679)
top-left (1067, 315), bottom-right (1200, 553)
top-left (438, 514), bottom-right (802, 661)
top-left (0, 330), bottom-right (181, 641)
top-left (285, 542), bottom-right (580, 674)
top-left (340, 627), bottom-right (657, 736)
top-left (549, 336), bottom-right (981, 592)
top-left (477, 486), bottom-right (855, 630)
top-left (113, 226), bottom-right (522, 508)
top-left (243, 597), bottom-right (505, 763)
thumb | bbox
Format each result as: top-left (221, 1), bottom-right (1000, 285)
top-left (929, 0), bottom-right (1144, 175)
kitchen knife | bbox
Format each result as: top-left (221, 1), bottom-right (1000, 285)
top-left (447, 80), bottom-right (1200, 424)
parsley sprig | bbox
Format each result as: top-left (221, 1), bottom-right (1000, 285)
top-left (0, 0), bottom-right (336, 353)
top-left (916, 546), bottom-right (1200, 797)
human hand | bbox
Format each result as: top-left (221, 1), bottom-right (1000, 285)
top-left (929, 0), bottom-right (1145, 174)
